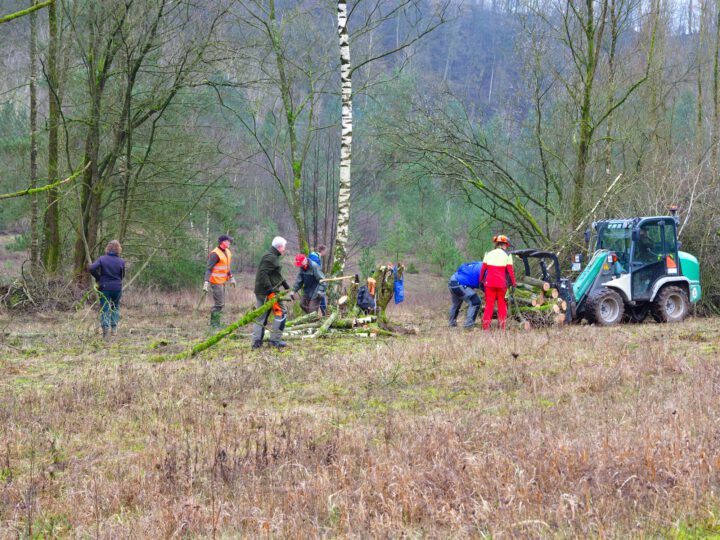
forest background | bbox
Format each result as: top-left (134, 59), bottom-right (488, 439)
top-left (2, 0), bottom-right (720, 310)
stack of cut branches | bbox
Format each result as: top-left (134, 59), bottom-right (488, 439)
top-left (284, 313), bottom-right (393, 339)
top-left (510, 276), bottom-right (568, 329)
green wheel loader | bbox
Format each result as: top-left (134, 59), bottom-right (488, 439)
top-left (513, 211), bottom-right (701, 326)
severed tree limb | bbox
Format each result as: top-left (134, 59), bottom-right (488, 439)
top-left (555, 173), bottom-right (623, 256)
top-left (0, 0), bottom-right (53, 24)
top-left (0, 162), bottom-right (89, 201)
top-left (153, 291), bottom-right (288, 362)
top-left (286, 312), bottom-right (321, 327)
top-left (306, 311), bottom-right (338, 339)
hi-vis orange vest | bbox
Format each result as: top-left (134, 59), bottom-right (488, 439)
top-left (209, 247), bottom-right (232, 284)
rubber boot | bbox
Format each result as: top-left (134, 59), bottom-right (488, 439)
top-left (102, 327), bottom-right (110, 341)
top-left (210, 311), bottom-right (222, 329)
top-left (252, 326), bottom-right (265, 350)
top-left (111, 327), bottom-right (118, 338)
top-left (268, 340), bottom-right (287, 349)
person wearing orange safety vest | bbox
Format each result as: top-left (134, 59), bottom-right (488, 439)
top-left (203, 234), bottom-right (236, 328)
top-left (480, 234), bottom-right (517, 330)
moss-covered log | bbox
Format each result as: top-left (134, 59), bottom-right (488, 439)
top-left (286, 312), bottom-right (320, 327)
top-left (154, 292), bottom-right (288, 361)
top-left (307, 311), bottom-right (338, 339)
top-left (0, 0), bottom-right (53, 25)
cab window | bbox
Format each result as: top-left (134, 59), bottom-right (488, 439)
top-left (634, 222), bottom-right (662, 264)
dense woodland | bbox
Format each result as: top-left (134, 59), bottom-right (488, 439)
top-left (2, 0), bottom-right (720, 309)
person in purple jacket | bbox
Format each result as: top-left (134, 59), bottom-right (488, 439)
top-left (88, 240), bottom-right (126, 340)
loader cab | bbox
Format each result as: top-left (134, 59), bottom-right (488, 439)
top-left (590, 220), bottom-right (633, 271)
top-left (629, 217), bottom-right (679, 301)
top-left (589, 217), bottom-right (680, 301)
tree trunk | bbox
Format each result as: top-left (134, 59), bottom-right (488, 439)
top-left (118, 92), bottom-right (133, 244)
top-left (42, 0), bottom-right (60, 274)
top-left (696, 0), bottom-right (707, 165)
top-left (29, 0), bottom-right (39, 273)
top-left (603, 0), bottom-right (618, 179)
top-left (332, 0), bottom-right (352, 274)
top-left (269, 0), bottom-right (309, 252)
top-left (73, 92), bottom-right (101, 280)
top-left (712, 1), bottom-right (720, 180)
top-left (570, 0), bottom-right (606, 228)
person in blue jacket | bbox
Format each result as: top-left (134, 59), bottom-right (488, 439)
top-left (308, 244), bottom-right (328, 315)
top-left (448, 261), bottom-right (484, 328)
top-left (88, 240), bottom-right (126, 340)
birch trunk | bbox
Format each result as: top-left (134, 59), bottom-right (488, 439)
top-left (332, 0), bottom-right (352, 274)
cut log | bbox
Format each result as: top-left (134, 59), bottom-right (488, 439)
top-left (548, 288), bottom-right (559, 299)
top-left (331, 316), bottom-right (377, 328)
top-left (521, 276), bottom-right (551, 291)
top-left (306, 311), bottom-right (338, 339)
top-left (286, 312), bottom-right (320, 327)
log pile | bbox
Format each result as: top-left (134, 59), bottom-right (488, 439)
top-left (283, 313), bottom-right (393, 339)
top-left (510, 276), bottom-right (568, 329)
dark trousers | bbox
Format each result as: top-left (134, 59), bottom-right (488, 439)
top-left (448, 279), bottom-right (481, 328)
top-left (211, 283), bottom-right (225, 314)
top-left (99, 290), bottom-right (122, 329)
top-left (251, 294), bottom-right (287, 344)
top-left (300, 295), bottom-right (322, 314)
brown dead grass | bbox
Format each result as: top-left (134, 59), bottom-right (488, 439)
top-left (0, 272), bottom-right (719, 537)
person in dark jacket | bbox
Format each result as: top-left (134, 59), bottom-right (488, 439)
top-left (448, 261), bottom-right (484, 328)
top-left (251, 236), bottom-right (296, 349)
top-left (292, 254), bottom-right (327, 314)
top-left (88, 240), bottom-right (126, 340)
top-left (307, 245), bottom-right (328, 314)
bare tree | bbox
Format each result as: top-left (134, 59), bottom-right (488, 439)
top-left (331, 0), bottom-right (451, 275)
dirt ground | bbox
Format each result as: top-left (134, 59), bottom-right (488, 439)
top-left (1, 271), bottom-right (720, 537)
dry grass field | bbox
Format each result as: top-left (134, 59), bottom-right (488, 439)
top-left (1, 272), bottom-right (720, 538)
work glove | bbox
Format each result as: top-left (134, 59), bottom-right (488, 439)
top-left (229, 276), bottom-right (237, 288)
top-left (511, 285), bottom-right (516, 295)
top-left (203, 281), bottom-right (210, 292)
top-left (290, 291), bottom-right (299, 301)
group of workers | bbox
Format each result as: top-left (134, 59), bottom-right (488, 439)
top-left (86, 231), bottom-right (516, 344)
top-left (202, 235), bottom-right (329, 349)
top-left (448, 234), bottom-right (517, 330)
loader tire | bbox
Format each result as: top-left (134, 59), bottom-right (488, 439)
top-left (651, 285), bottom-right (689, 323)
top-left (586, 288), bottom-right (624, 326)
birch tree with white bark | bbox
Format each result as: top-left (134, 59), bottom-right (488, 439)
top-left (331, 0), bottom-right (451, 275)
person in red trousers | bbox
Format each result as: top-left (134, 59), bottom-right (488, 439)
top-left (480, 235), bottom-right (517, 330)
